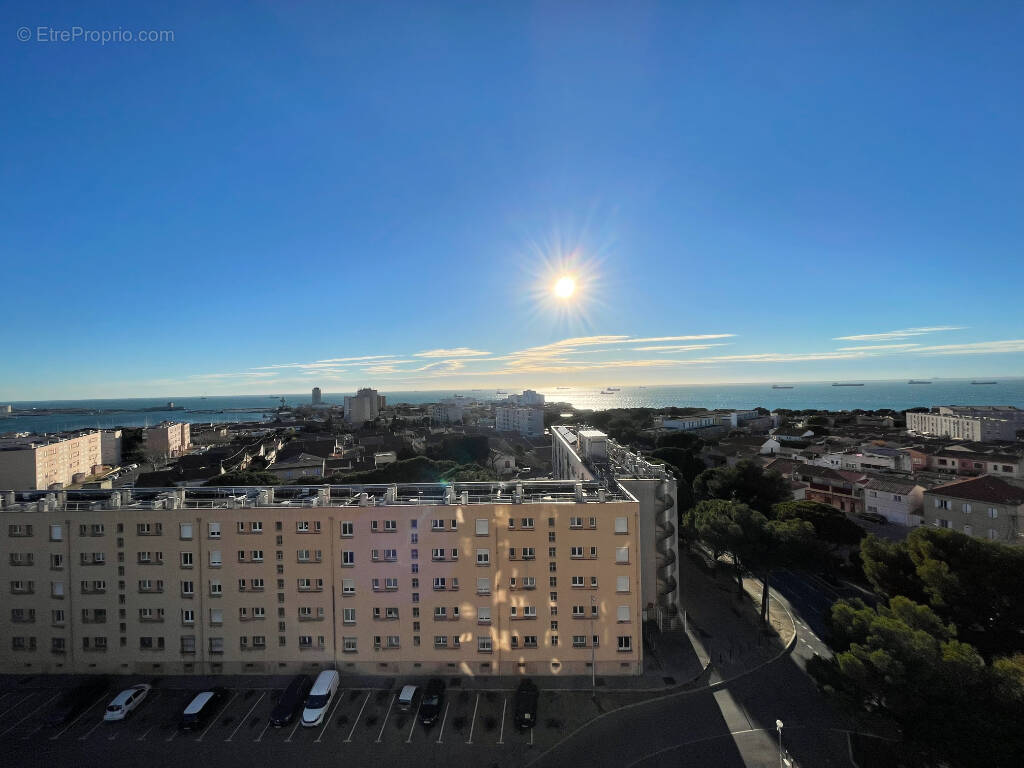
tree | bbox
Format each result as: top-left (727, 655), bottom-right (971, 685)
top-left (650, 447), bottom-right (706, 484)
top-left (204, 470), bottom-right (280, 486)
top-left (692, 459), bottom-right (790, 514)
top-left (771, 501), bottom-right (864, 551)
top-left (656, 431), bottom-right (703, 451)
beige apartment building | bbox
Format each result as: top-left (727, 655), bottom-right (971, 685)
top-left (921, 475), bottom-right (1024, 545)
top-left (0, 431), bottom-right (103, 490)
top-left (0, 482), bottom-right (643, 677)
top-left (144, 422), bottom-right (191, 460)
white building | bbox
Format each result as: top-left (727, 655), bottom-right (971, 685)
top-left (907, 410), bottom-right (1018, 442)
top-left (344, 388), bottom-right (385, 425)
top-left (311, 387), bottom-right (322, 405)
top-left (658, 414), bottom-right (716, 431)
top-left (863, 477), bottom-right (926, 526)
top-left (430, 403), bottom-right (464, 425)
top-left (100, 430), bottom-right (122, 466)
top-left (505, 390), bottom-right (545, 406)
top-left (495, 406), bottom-right (544, 437)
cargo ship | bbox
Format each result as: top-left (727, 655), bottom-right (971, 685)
top-left (832, 383), bottom-right (864, 386)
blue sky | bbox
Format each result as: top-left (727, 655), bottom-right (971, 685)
top-left (2, 1), bottom-right (1023, 399)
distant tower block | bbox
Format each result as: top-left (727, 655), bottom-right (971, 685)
top-left (312, 387), bottom-right (322, 405)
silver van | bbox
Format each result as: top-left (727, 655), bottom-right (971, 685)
top-left (301, 670), bottom-right (339, 727)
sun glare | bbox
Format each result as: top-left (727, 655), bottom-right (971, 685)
top-left (554, 275), bottom-right (576, 299)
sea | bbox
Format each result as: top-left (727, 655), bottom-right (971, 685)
top-left (3, 378), bottom-right (1023, 435)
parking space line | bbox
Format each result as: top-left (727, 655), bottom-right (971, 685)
top-left (314, 691), bottom-right (345, 743)
top-left (0, 691), bottom-right (60, 738)
top-left (136, 724), bottom-right (156, 741)
top-left (497, 697), bottom-right (506, 744)
top-left (284, 713), bottom-right (303, 743)
top-left (0, 692), bottom-right (35, 721)
top-left (226, 692), bottom-right (265, 742)
top-left (196, 691), bottom-right (238, 742)
top-left (435, 701), bottom-right (450, 744)
top-left (78, 718), bottom-right (106, 741)
top-left (530, 726), bottom-right (534, 745)
top-left (465, 693), bottom-right (480, 744)
top-left (374, 694), bottom-right (395, 743)
top-left (254, 717), bottom-right (273, 743)
top-left (344, 692), bottom-right (370, 743)
top-left (405, 698), bottom-right (422, 743)
top-left (164, 728), bottom-right (180, 742)
top-left (21, 721), bottom-right (45, 740)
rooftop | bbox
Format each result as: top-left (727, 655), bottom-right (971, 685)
top-left (0, 480), bottom-right (634, 513)
top-left (926, 475), bottom-right (1024, 506)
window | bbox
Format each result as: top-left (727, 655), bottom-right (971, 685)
top-left (251, 550), bottom-right (264, 562)
top-left (510, 548), bottom-right (517, 560)
top-left (988, 529), bottom-right (999, 540)
top-left (588, 517), bottom-right (597, 529)
top-left (343, 608), bottom-right (356, 624)
top-left (615, 547), bottom-right (629, 564)
top-left (571, 576), bottom-right (584, 588)
top-left (434, 635), bottom-right (447, 649)
top-left (572, 635), bottom-right (586, 648)
top-left (209, 608), bottom-right (224, 625)
top-left (50, 525), bottom-right (64, 541)
top-left (524, 606), bottom-right (537, 618)
top-left (432, 548), bottom-right (445, 561)
top-left (523, 547), bottom-right (535, 560)
top-left (209, 581), bottom-right (223, 596)
top-left (508, 518), bottom-right (515, 530)
top-left (431, 519), bottom-right (444, 531)
top-left (988, 507), bottom-right (999, 519)
top-left (962, 503), bottom-right (972, 514)
top-left (209, 550), bottom-right (222, 567)
top-left (252, 521), bottom-right (263, 533)
top-left (572, 605), bottom-right (585, 617)
top-left (449, 548), bottom-right (457, 560)
top-left (51, 581), bottom-right (65, 598)
top-left (209, 637), bottom-right (224, 654)
top-left (475, 519), bottom-right (489, 536)
top-left (342, 550), bottom-right (354, 566)
top-left (477, 606), bottom-right (491, 624)
top-left (50, 554), bottom-right (63, 569)
top-left (181, 580), bottom-right (194, 596)
top-left (571, 546), bottom-right (583, 559)
top-left (342, 579), bottom-right (355, 595)
top-left (251, 577), bottom-right (264, 590)
top-left (181, 552), bottom-right (194, 567)
top-left (617, 605), bottom-right (630, 623)
top-left (371, 578), bottom-right (381, 592)
top-left (478, 636), bottom-right (492, 652)
top-left (208, 522), bottom-right (221, 539)
top-left (521, 517), bottom-right (534, 529)
top-left (52, 609), bottom-right (65, 625)
top-left (341, 521), bottom-right (354, 537)
top-left (343, 637), bottom-right (358, 653)
top-left (523, 576), bottom-right (536, 589)
top-left (476, 577), bottom-right (491, 595)
top-left (590, 576), bottom-right (598, 588)
top-left (617, 635), bottom-right (632, 652)
top-left (237, 521), bottom-right (246, 534)
top-left (296, 521), bottom-right (310, 532)
top-left (616, 576), bottom-right (630, 593)
top-left (182, 609), bottom-right (195, 624)
top-left (385, 577), bottom-right (398, 590)
top-left (433, 577), bottom-right (447, 590)
top-left (385, 520), bottom-right (397, 532)
top-left (589, 546), bottom-right (598, 559)
top-left (476, 549), bottom-right (490, 566)
top-left (179, 523), bottom-right (193, 540)
top-left (523, 635), bottom-right (537, 648)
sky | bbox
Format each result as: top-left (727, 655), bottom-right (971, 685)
top-left (2, 1), bottom-right (1023, 399)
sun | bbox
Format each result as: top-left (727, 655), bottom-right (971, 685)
top-left (554, 275), bottom-right (576, 299)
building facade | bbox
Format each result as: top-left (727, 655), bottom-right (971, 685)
top-left (312, 388), bottom-right (322, 406)
top-left (921, 475), bottom-right (1024, 545)
top-left (906, 411), bottom-right (1018, 442)
top-left (344, 388), bottom-right (385, 425)
top-left (0, 482), bottom-right (642, 676)
top-left (863, 478), bottom-right (925, 527)
top-left (0, 432), bottom-right (103, 490)
top-left (495, 406), bottom-right (544, 437)
top-left (144, 423), bottom-right (191, 460)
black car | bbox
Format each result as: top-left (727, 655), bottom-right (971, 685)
top-left (269, 675), bottom-right (312, 727)
top-left (179, 688), bottom-right (228, 731)
top-left (856, 510), bottom-right (887, 524)
top-left (513, 679), bottom-right (539, 729)
top-left (418, 678), bottom-right (446, 725)
top-left (45, 677), bottom-right (110, 726)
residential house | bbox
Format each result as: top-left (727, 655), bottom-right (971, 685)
top-left (922, 475), bottom-right (1024, 544)
top-left (863, 477), bottom-right (926, 526)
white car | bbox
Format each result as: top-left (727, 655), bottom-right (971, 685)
top-left (103, 684), bottom-right (151, 721)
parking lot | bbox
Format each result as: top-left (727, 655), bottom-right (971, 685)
top-left (0, 678), bottom-right (629, 768)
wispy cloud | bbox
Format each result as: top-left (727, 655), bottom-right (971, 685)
top-left (833, 326), bottom-right (965, 342)
top-left (910, 339), bottom-right (1024, 356)
top-left (625, 334), bottom-right (735, 344)
top-left (631, 344), bottom-right (731, 352)
top-left (414, 348), bottom-right (491, 358)
top-left (835, 343), bottom-right (921, 351)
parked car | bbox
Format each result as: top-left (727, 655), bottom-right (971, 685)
top-left (179, 688), bottom-right (228, 730)
top-left (397, 684), bottom-right (417, 712)
top-left (103, 684), bottom-right (151, 721)
top-left (269, 675), bottom-right (312, 727)
top-left (856, 510), bottom-right (887, 524)
top-left (301, 670), bottom-right (339, 727)
top-left (46, 677), bottom-right (109, 726)
top-left (418, 679), bottom-right (445, 725)
top-left (513, 679), bottom-right (539, 729)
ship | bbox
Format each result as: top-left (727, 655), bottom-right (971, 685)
top-left (832, 383), bottom-right (864, 386)
top-left (771, 385), bottom-right (794, 389)
top-left (908, 380), bottom-right (931, 384)
top-left (496, 390), bottom-right (508, 394)
top-left (606, 386), bottom-right (621, 391)
top-left (599, 389), bottom-right (614, 394)
top-left (971, 381), bottom-right (998, 385)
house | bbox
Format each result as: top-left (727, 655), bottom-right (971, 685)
top-left (772, 426), bottom-right (816, 442)
top-left (793, 464), bottom-right (866, 516)
top-left (487, 449), bottom-right (518, 476)
top-left (927, 449), bottom-right (1023, 480)
top-left (863, 477), bottom-right (926, 526)
top-left (922, 475), bottom-right (1024, 544)
top-left (265, 453), bottom-right (325, 481)
top-left (373, 451), bottom-right (398, 468)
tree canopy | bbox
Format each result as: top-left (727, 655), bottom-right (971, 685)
top-left (692, 459), bottom-right (790, 514)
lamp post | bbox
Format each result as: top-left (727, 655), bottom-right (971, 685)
top-left (776, 719), bottom-right (784, 768)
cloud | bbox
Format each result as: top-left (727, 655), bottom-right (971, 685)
top-left (625, 334), bottom-right (735, 343)
top-left (909, 339), bottom-right (1024, 356)
top-left (187, 371), bottom-right (279, 379)
top-left (631, 344), bottom-right (731, 352)
top-left (833, 326), bottom-right (965, 342)
top-left (414, 348), bottom-right (491, 358)
top-left (835, 343), bottom-right (921, 351)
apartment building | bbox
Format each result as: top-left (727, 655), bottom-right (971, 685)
top-left (927, 449), bottom-right (1023, 479)
top-left (495, 406), bottom-right (544, 438)
top-left (906, 411), bottom-right (1018, 442)
top-left (144, 422), bottom-right (191, 460)
top-left (344, 388), bottom-right (385, 425)
top-left (0, 482), bottom-right (642, 677)
top-left (922, 475), bottom-right (1024, 545)
top-left (0, 431), bottom-right (103, 490)
top-left (863, 477), bottom-right (925, 527)
top-left (551, 426), bottom-right (681, 629)
top-left (793, 464), bottom-right (865, 515)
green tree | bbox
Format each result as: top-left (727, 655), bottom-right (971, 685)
top-left (204, 470), bottom-right (280, 486)
top-left (692, 459), bottom-right (790, 514)
top-left (650, 447), bottom-right (706, 484)
top-left (771, 501), bottom-right (864, 552)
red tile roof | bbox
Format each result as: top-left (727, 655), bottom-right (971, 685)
top-left (927, 475), bottom-right (1024, 506)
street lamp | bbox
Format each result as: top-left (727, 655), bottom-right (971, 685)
top-left (776, 720), bottom-right (784, 768)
